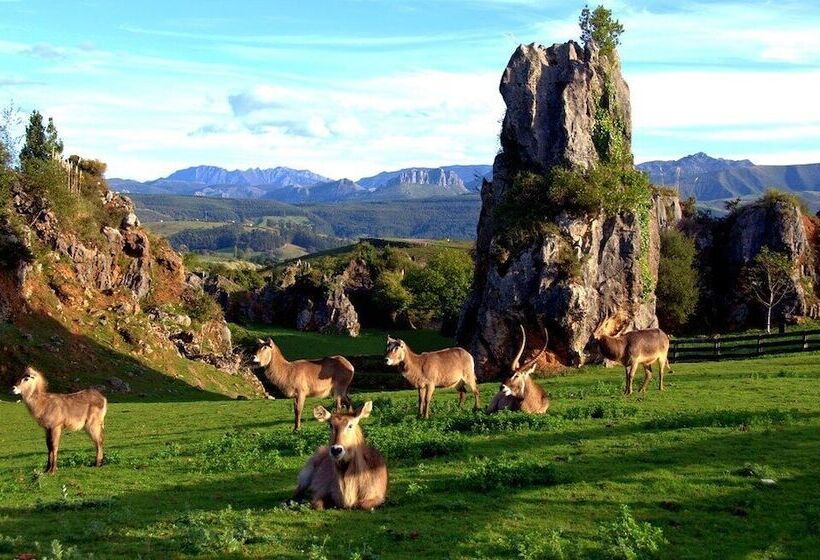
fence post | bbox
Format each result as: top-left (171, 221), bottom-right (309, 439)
top-left (757, 335), bottom-right (762, 356)
top-left (713, 335), bottom-right (721, 360)
top-left (803, 333), bottom-right (809, 351)
top-left (672, 341), bottom-right (678, 362)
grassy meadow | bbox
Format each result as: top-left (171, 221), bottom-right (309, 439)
top-left (0, 350), bottom-right (818, 559)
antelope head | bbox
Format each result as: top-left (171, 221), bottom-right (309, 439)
top-left (501, 325), bottom-right (549, 399)
top-left (593, 309), bottom-right (628, 340)
top-left (12, 367), bottom-right (45, 397)
top-left (384, 336), bottom-right (406, 366)
top-left (314, 401), bottom-right (373, 464)
top-left (252, 338), bottom-right (275, 367)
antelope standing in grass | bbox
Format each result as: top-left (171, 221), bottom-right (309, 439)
top-left (252, 338), bottom-right (354, 431)
top-left (294, 401), bottom-right (388, 510)
top-left (487, 326), bottom-right (550, 414)
top-left (11, 367), bottom-right (107, 474)
top-left (384, 336), bottom-right (480, 418)
top-left (593, 315), bottom-right (671, 395)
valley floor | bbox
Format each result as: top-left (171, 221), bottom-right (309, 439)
top-left (0, 353), bottom-right (818, 559)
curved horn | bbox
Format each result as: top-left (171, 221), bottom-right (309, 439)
top-left (511, 324), bottom-right (527, 370)
top-left (520, 328), bottom-right (549, 371)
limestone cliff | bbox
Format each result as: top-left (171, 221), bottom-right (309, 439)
top-left (458, 41), bottom-right (670, 378)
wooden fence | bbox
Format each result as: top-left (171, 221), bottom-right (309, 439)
top-left (669, 329), bottom-right (820, 363)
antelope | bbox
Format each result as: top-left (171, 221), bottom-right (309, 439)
top-left (11, 367), bottom-right (107, 474)
top-left (384, 336), bottom-right (480, 418)
top-left (487, 326), bottom-right (550, 414)
top-left (294, 401), bottom-right (388, 510)
top-left (593, 315), bottom-right (671, 395)
top-left (252, 338), bottom-right (354, 431)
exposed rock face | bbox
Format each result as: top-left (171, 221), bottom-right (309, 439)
top-left (684, 200), bottom-right (813, 328)
top-left (397, 168), bottom-right (465, 190)
top-left (458, 41), bottom-right (664, 378)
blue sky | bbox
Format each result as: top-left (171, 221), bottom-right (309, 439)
top-left (1, 0), bottom-right (819, 180)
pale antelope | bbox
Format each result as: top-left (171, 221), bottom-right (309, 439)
top-left (384, 336), bottom-right (480, 418)
top-left (294, 401), bottom-right (388, 510)
top-left (593, 315), bottom-right (671, 395)
top-left (252, 338), bottom-right (354, 431)
top-left (487, 326), bottom-right (550, 414)
top-left (11, 367), bottom-right (107, 474)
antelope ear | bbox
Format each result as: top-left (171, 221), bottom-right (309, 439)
top-left (256, 339), bottom-right (265, 345)
top-left (313, 405), bottom-right (332, 422)
top-left (356, 400), bottom-right (373, 420)
top-left (522, 364), bottom-right (537, 376)
top-left (266, 338), bottom-right (273, 345)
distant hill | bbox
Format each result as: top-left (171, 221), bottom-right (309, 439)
top-left (637, 153), bottom-right (820, 204)
top-left (111, 164), bottom-right (491, 203)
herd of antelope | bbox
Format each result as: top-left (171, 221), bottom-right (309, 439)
top-left (9, 316), bottom-right (671, 511)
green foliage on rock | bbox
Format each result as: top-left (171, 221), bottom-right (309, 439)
top-left (656, 229), bottom-right (699, 333)
top-left (579, 4), bottom-right (625, 57)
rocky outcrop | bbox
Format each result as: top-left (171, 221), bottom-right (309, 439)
top-left (457, 41), bottom-right (666, 378)
top-left (683, 199), bottom-right (814, 328)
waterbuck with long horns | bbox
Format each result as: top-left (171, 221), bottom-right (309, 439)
top-left (487, 326), bottom-right (550, 414)
top-left (252, 338), bottom-right (354, 431)
top-left (11, 367), bottom-right (107, 474)
top-left (293, 400), bottom-right (388, 510)
top-left (593, 314), bottom-right (671, 395)
top-left (384, 336), bottom-right (480, 418)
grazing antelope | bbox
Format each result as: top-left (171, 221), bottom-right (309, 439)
top-left (294, 401), bottom-right (388, 510)
top-left (252, 338), bottom-right (354, 431)
top-left (384, 336), bottom-right (480, 418)
top-left (11, 367), bottom-right (107, 474)
top-left (593, 315), bottom-right (671, 395)
top-left (487, 326), bottom-right (550, 414)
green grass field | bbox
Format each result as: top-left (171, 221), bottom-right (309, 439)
top-left (0, 351), bottom-right (818, 559)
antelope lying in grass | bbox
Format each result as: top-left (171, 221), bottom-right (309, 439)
top-left (487, 326), bottom-right (550, 414)
top-left (384, 336), bottom-right (480, 418)
top-left (294, 401), bottom-right (388, 510)
top-left (252, 338), bottom-right (354, 431)
top-left (11, 367), bottom-right (107, 474)
top-left (593, 315), bottom-right (671, 395)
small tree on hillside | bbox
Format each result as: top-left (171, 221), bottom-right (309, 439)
top-left (0, 102), bottom-right (23, 169)
top-left (19, 110), bottom-right (49, 164)
top-left (45, 117), bottom-right (64, 159)
top-left (579, 4), bottom-right (625, 55)
top-left (742, 246), bottom-right (796, 333)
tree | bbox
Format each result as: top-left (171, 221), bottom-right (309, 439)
top-left (19, 110), bottom-right (49, 163)
top-left (0, 101), bottom-right (23, 169)
top-left (45, 117), bottom-right (64, 159)
top-left (579, 4), bottom-right (625, 55)
top-left (742, 246), bottom-right (796, 333)
top-left (724, 197), bottom-right (742, 213)
top-left (656, 230), bottom-right (699, 333)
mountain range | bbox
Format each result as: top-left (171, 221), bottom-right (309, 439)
top-left (636, 152), bottom-right (820, 204)
top-left (110, 164), bottom-right (492, 204)
top-left (110, 154), bottom-right (819, 208)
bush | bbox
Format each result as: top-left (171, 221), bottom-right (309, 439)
top-left (759, 188), bottom-right (809, 215)
top-left (444, 411), bottom-right (564, 434)
top-left (404, 248), bottom-right (473, 327)
top-left (562, 400), bottom-right (638, 420)
top-left (198, 430), bottom-right (284, 473)
top-left (459, 456), bottom-right (564, 491)
top-left (597, 505), bottom-right (666, 560)
top-left (656, 229), bottom-right (699, 333)
top-left (174, 506), bottom-right (263, 554)
top-left (516, 531), bottom-right (580, 560)
top-left (368, 424), bottom-right (465, 462)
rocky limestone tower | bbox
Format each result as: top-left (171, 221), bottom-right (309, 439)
top-left (458, 40), bottom-right (668, 378)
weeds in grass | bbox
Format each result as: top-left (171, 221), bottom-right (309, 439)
top-left (258, 426), bottom-right (327, 457)
top-left (732, 463), bottom-right (777, 480)
top-left (368, 424), bottom-right (465, 461)
top-left (34, 539), bottom-right (90, 560)
top-left (460, 456), bottom-right (564, 491)
top-left (174, 506), bottom-right (266, 553)
top-left (306, 536), bottom-right (331, 560)
top-left (444, 411), bottom-right (565, 434)
top-left (198, 430), bottom-right (284, 472)
top-left (404, 481), bottom-right (428, 498)
top-left (347, 541), bottom-right (381, 560)
top-left (645, 409), bottom-right (794, 431)
top-left (562, 400), bottom-right (638, 421)
top-left (515, 531), bottom-right (580, 560)
top-left (29, 469), bottom-right (44, 489)
top-left (552, 380), bottom-right (622, 400)
top-left (0, 533), bottom-right (21, 554)
top-left (597, 505), bottom-right (666, 560)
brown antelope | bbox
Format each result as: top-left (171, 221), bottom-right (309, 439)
top-left (487, 326), bottom-right (550, 414)
top-left (384, 336), bottom-right (480, 418)
top-left (294, 401), bottom-right (388, 510)
top-left (11, 367), bottom-right (107, 474)
top-left (252, 338), bottom-right (354, 431)
top-left (593, 315), bottom-right (671, 395)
